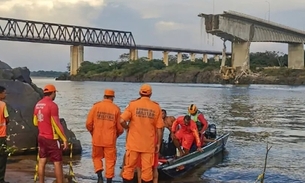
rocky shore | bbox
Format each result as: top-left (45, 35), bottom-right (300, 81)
top-left (0, 60), bottom-right (82, 155)
top-left (58, 69), bottom-right (305, 85)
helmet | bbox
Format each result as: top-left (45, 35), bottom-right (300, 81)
top-left (188, 104), bottom-right (197, 115)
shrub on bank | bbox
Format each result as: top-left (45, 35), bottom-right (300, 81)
top-left (76, 58), bottom-right (220, 77)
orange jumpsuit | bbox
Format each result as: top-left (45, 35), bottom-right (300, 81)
top-left (121, 95), bottom-right (164, 182)
top-left (172, 116), bottom-right (201, 150)
top-left (136, 135), bottom-right (159, 169)
top-left (86, 96), bottom-right (123, 179)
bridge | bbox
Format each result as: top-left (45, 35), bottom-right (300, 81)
top-left (0, 17), bottom-right (229, 75)
top-left (199, 10), bottom-right (305, 70)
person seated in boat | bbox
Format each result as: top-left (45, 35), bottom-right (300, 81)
top-left (171, 115), bottom-right (203, 156)
top-left (188, 104), bottom-right (209, 136)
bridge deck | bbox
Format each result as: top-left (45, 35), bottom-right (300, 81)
top-left (222, 11), bottom-right (305, 38)
top-left (199, 11), bottom-right (305, 39)
top-left (0, 16), bottom-right (228, 55)
top-left (136, 45), bottom-right (230, 55)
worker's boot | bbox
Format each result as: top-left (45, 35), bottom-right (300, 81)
top-left (96, 170), bottom-right (103, 183)
top-left (106, 178), bottom-right (112, 183)
top-left (122, 178), bottom-right (133, 183)
top-left (142, 180), bottom-right (153, 183)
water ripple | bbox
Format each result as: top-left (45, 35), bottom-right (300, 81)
top-left (31, 78), bottom-right (305, 183)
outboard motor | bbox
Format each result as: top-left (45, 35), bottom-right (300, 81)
top-left (205, 124), bottom-right (217, 139)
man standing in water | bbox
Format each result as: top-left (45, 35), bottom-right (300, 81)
top-left (0, 86), bottom-right (9, 183)
top-left (86, 89), bottom-right (123, 183)
top-left (120, 84), bottom-right (164, 183)
top-left (33, 84), bottom-right (68, 183)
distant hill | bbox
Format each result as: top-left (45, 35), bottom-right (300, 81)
top-left (30, 70), bottom-right (68, 78)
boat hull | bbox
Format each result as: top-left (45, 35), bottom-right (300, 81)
top-left (158, 133), bottom-right (230, 179)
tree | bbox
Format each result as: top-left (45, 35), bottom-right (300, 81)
top-left (66, 63), bottom-right (70, 73)
top-left (182, 53), bottom-right (189, 60)
top-left (119, 53), bottom-right (130, 62)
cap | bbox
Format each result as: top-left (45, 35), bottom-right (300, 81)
top-left (139, 84), bottom-right (152, 96)
top-left (104, 89), bottom-right (115, 97)
top-left (43, 84), bottom-right (57, 93)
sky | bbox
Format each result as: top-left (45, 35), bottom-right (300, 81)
top-left (0, 0), bottom-right (305, 71)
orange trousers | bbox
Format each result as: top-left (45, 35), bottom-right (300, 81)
top-left (122, 149), bottom-right (154, 181)
top-left (92, 145), bottom-right (116, 178)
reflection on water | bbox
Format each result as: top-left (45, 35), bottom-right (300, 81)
top-left (19, 78), bottom-right (305, 183)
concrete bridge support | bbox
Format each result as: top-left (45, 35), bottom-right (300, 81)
top-left (163, 51), bottom-right (169, 66)
top-left (231, 41), bottom-right (250, 69)
top-left (288, 43), bottom-right (304, 69)
top-left (214, 55), bottom-right (220, 62)
top-left (177, 52), bottom-right (182, 63)
top-left (148, 50), bottom-right (153, 61)
top-left (70, 45), bottom-right (84, 75)
top-left (190, 53), bottom-right (196, 62)
top-left (129, 49), bottom-right (138, 61)
top-left (203, 54), bottom-right (208, 63)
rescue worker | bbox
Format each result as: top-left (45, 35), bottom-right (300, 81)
top-left (120, 84), bottom-right (164, 183)
top-left (0, 86), bottom-right (9, 183)
top-left (188, 104), bottom-right (209, 134)
top-left (33, 84), bottom-right (68, 183)
top-left (171, 115), bottom-right (202, 157)
top-left (135, 134), bottom-right (159, 183)
top-left (86, 89), bottom-right (124, 183)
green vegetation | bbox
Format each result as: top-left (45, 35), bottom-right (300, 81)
top-left (73, 51), bottom-right (302, 78)
top-left (31, 70), bottom-right (67, 77)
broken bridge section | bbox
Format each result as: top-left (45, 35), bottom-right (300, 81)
top-left (199, 10), bottom-right (305, 69)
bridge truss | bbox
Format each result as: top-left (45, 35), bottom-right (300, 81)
top-left (0, 17), bottom-right (136, 48)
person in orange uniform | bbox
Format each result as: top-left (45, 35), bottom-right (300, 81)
top-left (171, 115), bottom-right (202, 156)
top-left (0, 86), bottom-right (9, 183)
top-left (120, 84), bottom-right (164, 183)
top-left (135, 135), bottom-right (159, 183)
top-left (33, 84), bottom-right (68, 183)
top-left (86, 89), bottom-right (124, 183)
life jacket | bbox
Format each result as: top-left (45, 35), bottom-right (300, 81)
top-left (189, 110), bottom-right (203, 132)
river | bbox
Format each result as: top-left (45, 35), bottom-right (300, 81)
top-left (28, 78), bottom-right (305, 183)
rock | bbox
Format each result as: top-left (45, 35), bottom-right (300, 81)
top-left (0, 60), bottom-right (12, 69)
top-left (55, 73), bottom-right (71, 81)
top-left (0, 61), bottom-right (82, 156)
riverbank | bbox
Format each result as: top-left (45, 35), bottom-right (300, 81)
top-left (59, 68), bottom-right (305, 85)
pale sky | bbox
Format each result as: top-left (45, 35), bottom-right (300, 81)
top-left (0, 0), bottom-right (305, 71)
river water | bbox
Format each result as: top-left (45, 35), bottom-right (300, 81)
top-left (28, 78), bottom-right (305, 183)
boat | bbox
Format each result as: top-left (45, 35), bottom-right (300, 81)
top-left (157, 132), bottom-right (230, 179)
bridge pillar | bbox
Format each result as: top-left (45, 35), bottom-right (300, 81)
top-left (163, 51), bottom-right (169, 66)
top-left (190, 53), bottom-right (196, 62)
top-left (231, 41), bottom-right (250, 69)
top-left (288, 43), bottom-right (304, 69)
top-left (70, 45), bottom-right (84, 76)
top-left (177, 52), bottom-right (182, 63)
top-left (203, 54), bottom-right (208, 63)
top-left (129, 49), bottom-right (138, 61)
top-left (148, 50), bottom-right (153, 61)
top-left (214, 55), bottom-right (220, 62)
